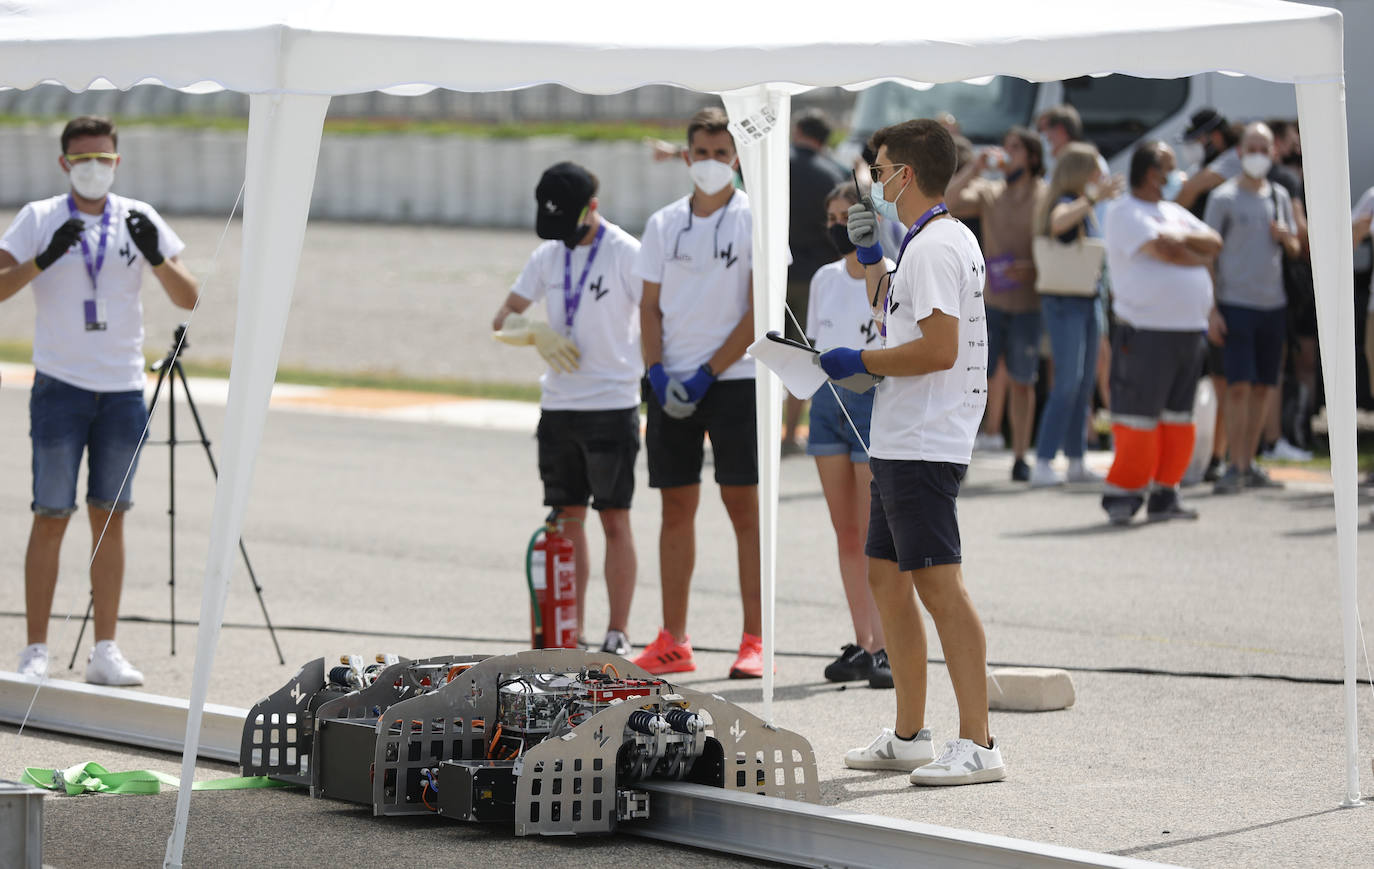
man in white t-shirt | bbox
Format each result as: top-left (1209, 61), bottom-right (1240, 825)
top-left (1101, 141), bottom-right (1221, 525)
top-left (0, 116), bottom-right (199, 685)
top-left (631, 107), bottom-right (763, 680)
top-left (491, 162), bottom-right (642, 656)
top-left (819, 118), bottom-right (1005, 786)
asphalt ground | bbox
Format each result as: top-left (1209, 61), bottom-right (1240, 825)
top-left (0, 213), bottom-right (1371, 867)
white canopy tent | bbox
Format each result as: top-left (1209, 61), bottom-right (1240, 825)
top-left (0, 1), bottom-right (1362, 864)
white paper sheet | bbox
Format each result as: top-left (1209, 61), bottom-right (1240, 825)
top-left (748, 332), bottom-right (828, 399)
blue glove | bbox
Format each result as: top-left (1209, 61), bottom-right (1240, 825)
top-left (819, 347), bottom-right (867, 380)
top-left (647, 363), bottom-right (670, 406)
top-left (847, 201), bottom-right (883, 266)
top-left (679, 365), bottom-right (716, 403)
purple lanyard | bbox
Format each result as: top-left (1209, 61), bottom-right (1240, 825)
top-left (562, 223), bottom-right (606, 333)
top-left (882, 202), bottom-right (949, 337)
top-left (66, 194), bottom-right (111, 293)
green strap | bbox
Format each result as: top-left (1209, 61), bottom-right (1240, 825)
top-left (21, 761), bottom-right (298, 795)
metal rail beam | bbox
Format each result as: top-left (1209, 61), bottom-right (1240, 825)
top-left (1, 673), bottom-right (1172, 869)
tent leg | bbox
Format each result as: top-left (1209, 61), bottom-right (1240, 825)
top-left (722, 87), bottom-right (790, 725)
top-left (163, 92), bottom-right (331, 869)
top-left (1296, 78), bottom-right (1364, 810)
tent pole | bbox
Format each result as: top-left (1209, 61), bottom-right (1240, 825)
top-left (1295, 77), bottom-right (1364, 809)
top-left (163, 92), bottom-right (332, 869)
top-left (722, 86), bottom-right (790, 725)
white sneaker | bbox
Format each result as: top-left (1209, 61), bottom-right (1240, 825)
top-left (1029, 461), bottom-right (1062, 488)
top-left (910, 737), bottom-right (1006, 786)
top-left (973, 433), bottom-right (1006, 452)
top-left (1265, 438), bottom-right (1313, 462)
top-left (844, 727), bottom-right (934, 771)
top-left (85, 640), bottom-right (143, 687)
top-left (599, 630), bottom-right (631, 657)
top-left (17, 643), bottom-right (48, 679)
top-left (1066, 460), bottom-right (1103, 484)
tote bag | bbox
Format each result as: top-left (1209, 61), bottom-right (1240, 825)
top-left (1032, 212), bottom-right (1105, 297)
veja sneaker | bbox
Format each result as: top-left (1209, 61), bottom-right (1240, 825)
top-left (84, 640), bottom-right (144, 687)
top-left (729, 632), bottom-right (764, 679)
top-left (844, 727), bottom-right (934, 771)
top-left (910, 737), bottom-right (1006, 786)
top-left (630, 628), bottom-right (695, 675)
top-left (17, 643), bottom-right (48, 679)
top-left (599, 630), bottom-right (631, 657)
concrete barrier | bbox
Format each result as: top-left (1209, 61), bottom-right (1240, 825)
top-left (0, 124), bottom-right (698, 232)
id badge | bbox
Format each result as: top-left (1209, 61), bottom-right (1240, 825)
top-left (83, 299), bottom-right (107, 332)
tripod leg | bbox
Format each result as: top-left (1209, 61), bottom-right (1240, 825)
top-left (68, 596), bottom-right (94, 671)
top-left (168, 368), bottom-right (177, 657)
top-left (174, 362), bottom-right (285, 665)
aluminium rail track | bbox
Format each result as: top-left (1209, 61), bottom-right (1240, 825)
top-left (0, 672), bottom-right (1171, 869)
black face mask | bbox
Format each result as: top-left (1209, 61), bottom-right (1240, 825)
top-left (828, 223), bottom-right (856, 256)
top-left (1202, 141), bottom-right (1221, 164)
top-left (1282, 151), bottom-right (1303, 167)
top-left (561, 223), bottom-right (592, 249)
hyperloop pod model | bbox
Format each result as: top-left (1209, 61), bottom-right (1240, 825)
top-left (240, 650), bottom-right (819, 836)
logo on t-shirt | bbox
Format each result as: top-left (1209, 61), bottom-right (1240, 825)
top-left (860, 320), bottom-right (879, 345)
top-left (717, 242), bottom-right (738, 269)
top-left (589, 275), bottom-right (608, 301)
top-left (118, 242), bottom-right (137, 267)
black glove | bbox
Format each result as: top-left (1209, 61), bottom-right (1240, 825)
top-left (34, 218), bottom-right (85, 271)
top-left (125, 210), bottom-right (164, 266)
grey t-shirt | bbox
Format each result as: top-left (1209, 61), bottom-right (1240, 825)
top-left (1203, 178), bottom-right (1294, 311)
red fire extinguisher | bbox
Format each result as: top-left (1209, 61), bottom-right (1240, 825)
top-left (525, 508), bottom-right (579, 649)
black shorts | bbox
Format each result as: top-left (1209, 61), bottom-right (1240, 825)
top-left (1110, 326), bottom-right (1207, 423)
top-left (536, 407), bottom-right (640, 510)
top-left (646, 378), bottom-right (758, 488)
top-left (865, 458), bottom-right (966, 571)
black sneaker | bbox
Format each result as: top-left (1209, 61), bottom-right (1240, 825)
top-left (1102, 492), bottom-right (1144, 526)
top-left (1146, 487), bottom-right (1199, 521)
top-left (823, 644), bottom-right (872, 682)
top-left (1244, 465), bottom-right (1284, 489)
top-left (1213, 466), bottom-right (1244, 495)
top-left (868, 649), bottom-right (894, 689)
top-left (1203, 456), bottom-right (1223, 483)
top-left (1011, 458), bottom-right (1031, 482)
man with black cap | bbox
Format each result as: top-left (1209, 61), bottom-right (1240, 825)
top-left (1176, 108), bottom-right (1242, 214)
top-left (491, 161), bottom-right (642, 657)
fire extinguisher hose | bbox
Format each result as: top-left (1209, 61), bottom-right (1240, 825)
top-left (524, 526), bottom-right (545, 630)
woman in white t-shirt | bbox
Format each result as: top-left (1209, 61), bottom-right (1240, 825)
top-left (807, 182), bottom-right (895, 689)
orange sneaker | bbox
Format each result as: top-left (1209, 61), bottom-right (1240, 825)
top-left (631, 628), bottom-right (696, 675)
top-left (729, 632), bottom-right (764, 679)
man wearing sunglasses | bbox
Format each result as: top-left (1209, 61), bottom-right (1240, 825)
top-left (820, 119), bottom-right (1004, 786)
top-left (0, 115), bottom-right (199, 686)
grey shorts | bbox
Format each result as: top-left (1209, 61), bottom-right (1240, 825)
top-left (1109, 326), bottom-right (1207, 426)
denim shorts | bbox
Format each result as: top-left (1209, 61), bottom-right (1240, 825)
top-left (985, 307), bottom-right (1042, 384)
top-left (30, 372), bottom-right (148, 516)
top-left (806, 382), bottom-right (874, 463)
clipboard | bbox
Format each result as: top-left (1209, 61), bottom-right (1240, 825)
top-left (748, 331), bottom-right (882, 398)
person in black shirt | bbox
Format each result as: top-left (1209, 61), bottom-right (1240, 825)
top-left (783, 108), bottom-right (848, 454)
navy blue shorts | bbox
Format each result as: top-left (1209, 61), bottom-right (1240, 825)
top-left (29, 371), bottom-right (148, 517)
top-left (1218, 304), bottom-right (1286, 386)
top-left (865, 458), bottom-right (966, 571)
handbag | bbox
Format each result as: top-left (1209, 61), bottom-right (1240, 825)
top-left (1032, 210), bottom-right (1105, 297)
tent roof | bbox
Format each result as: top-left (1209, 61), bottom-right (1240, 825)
top-left (0, 0), bottom-right (1343, 96)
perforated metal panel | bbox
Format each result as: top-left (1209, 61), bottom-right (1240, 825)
top-left (240, 657), bottom-right (328, 785)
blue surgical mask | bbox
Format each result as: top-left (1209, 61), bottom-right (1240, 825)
top-left (1161, 169), bottom-right (1186, 201)
top-left (871, 172), bottom-right (906, 221)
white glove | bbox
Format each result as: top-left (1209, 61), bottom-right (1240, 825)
top-left (663, 379), bottom-right (697, 419)
top-left (493, 314), bottom-right (581, 373)
top-left (847, 200), bottom-right (880, 249)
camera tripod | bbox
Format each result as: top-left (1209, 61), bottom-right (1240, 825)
top-left (69, 325), bottom-right (285, 669)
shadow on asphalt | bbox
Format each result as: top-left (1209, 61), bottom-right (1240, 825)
top-left (820, 771), bottom-right (915, 805)
top-left (1000, 522), bottom-right (1137, 538)
top-left (1110, 806), bottom-right (1350, 857)
top-left (1282, 521), bottom-right (1374, 537)
top-left (675, 678), bottom-right (853, 704)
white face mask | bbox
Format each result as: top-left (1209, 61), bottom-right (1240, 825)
top-left (1241, 153), bottom-right (1272, 179)
top-left (68, 160), bottom-right (115, 200)
top-left (688, 158), bottom-right (735, 195)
